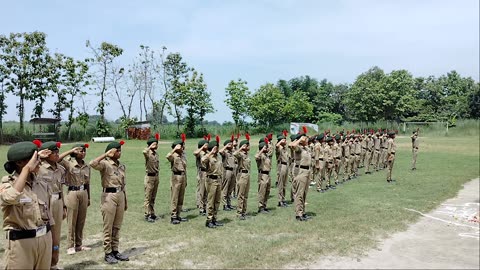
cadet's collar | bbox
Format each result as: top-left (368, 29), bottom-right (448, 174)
top-left (105, 157), bottom-right (119, 166)
top-left (41, 160), bottom-right (57, 170)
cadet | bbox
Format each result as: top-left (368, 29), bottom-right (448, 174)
top-left (219, 137), bottom-right (236, 211)
top-left (386, 131), bottom-right (397, 182)
top-left (255, 139), bottom-right (272, 213)
top-left (341, 136), bottom-right (351, 181)
top-left (289, 133), bottom-right (311, 221)
top-left (314, 134), bottom-right (325, 192)
top-left (90, 140), bottom-right (129, 264)
top-left (323, 137), bottom-right (335, 189)
top-left (143, 134), bottom-right (160, 222)
top-left (1, 141), bottom-right (53, 269)
top-left (411, 130), bottom-right (419, 170)
top-left (379, 132), bottom-right (387, 170)
top-left (289, 134), bottom-right (298, 202)
top-left (202, 138), bottom-right (224, 228)
top-left (37, 141), bottom-right (66, 269)
top-left (364, 132), bottom-right (374, 174)
top-left (234, 137), bottom-right (251, 220)
top-left (275, 133), bottom-right (289, 207)
top-left (166, 138), bottom-right (188, 225)
top-left (373, 131), bottom-right (381, 171)
top-left (332, 135), bottom-right (343, 185)
top-left (193, 139), bottom-right (209, 215)
top-left (59, 143), bottom-right (91, 255)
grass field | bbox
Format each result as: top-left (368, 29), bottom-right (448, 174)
top-left (0, 132), bottom-right (479, 269)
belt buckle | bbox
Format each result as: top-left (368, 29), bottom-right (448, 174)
top-left (116, 187), bottom-right (121, 192)
top-left (51, 193), bottom-right (59, 200)
top-left (79, 185), bottom-right (84, 191)
top-left (36, 225), bottom-right (47, 237)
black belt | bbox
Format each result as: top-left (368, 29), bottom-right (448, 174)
top-left (280, 162), bottom-right (288, 165)
top-left (318, 158), bottom-right (324, 161)
top-left (225, 167), bottom-right (234, 171)
top-left (8, 224), bottom-right (51, 241)
top-left (390, 152), bottom-right (396, 155)
top-left (336, 157), bottom-right (341, 160)
top-left (68, 184), bottom-right (87, 191)
top-left (350, 154), bottom-right (355, 156)
top-left (147, 172), bottom-right (158, 176)
top-left (375, 149), bottom-right (380, 151)
top-left (200, 167), bottom-right (207, 172)
top-left (103, 187), bottom-right (123, 193)
top-left (259, 170), bottom-right (270, 174)
top-left (363, 147), bottom-right (367, 149)
top-left (295, 165), bottom-right (310, 170)
top-left (173, 171), bottom-right (184, 176)
top-left (241, 169), bottom-right (249, 173)
top-left (208, 175), bottom-right (219, 179)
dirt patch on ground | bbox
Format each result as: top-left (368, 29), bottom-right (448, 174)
top-left (290, 178), bottom-right (480, 269)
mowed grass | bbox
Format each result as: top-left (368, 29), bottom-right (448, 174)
top-left (0, 133), bottom-right (479, 269)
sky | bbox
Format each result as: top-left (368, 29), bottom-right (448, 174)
top-left (1, 0), bottom-right (479, 123)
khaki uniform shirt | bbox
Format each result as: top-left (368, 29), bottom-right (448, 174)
top-left (234, 150), bottom-right (251, 172)
top-left (0, 173), bottom-right (54, 230)
top-left (276, 144), bottom-right (289, 164)
top-left (255, 151), bottom-right (272, 172)
top-left (354, 140), bottom-right (362, 155)
top-left (89, 157), bottom-right (126, 189)
top-left (143, 148), bottom-right (159, 174)
top-left (387, 138), bottom-right (397, 156)
top-left (411, 135), bottom-right (419, 148)
top-left (342, 141), bottom-right (350, 157)
top-left (202, 154), bottom-right (223, 177)
top-left (293, 145), bottom-right (312, 167)
top-left (194, 150), bottom-right (207, 171)
top-left (166, 152), bottom-right (186, 174)
top-left (37, 161), bottom-right (66, 195)
top-left (220, 149), bottom-right (236, 170)
top-left (333, 142), bottom-right (342, 160)
top-left (60, 157), bottom-right (90, 187)
top-left (373, 136), bottom-right (381, 151)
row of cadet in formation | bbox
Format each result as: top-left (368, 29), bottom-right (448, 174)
top-left (0, 128), bottom-right (419, 267)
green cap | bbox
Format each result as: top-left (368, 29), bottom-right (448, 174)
top-left (388, 131), bottom-right (396, 136)
top-left (39, 141), bottom-right (60, 151)
top-left (223, 139), bottom-right (232, 146)
top-left (335, 134), bottom-right (341, 141)
top-left (171, 140), bottom-right (183, 149)
top-left (239, 140), bottom-right (249, 147)
top-left (147, 137), bottom-right (158, 146)
top-left (316, 134), bottom-right (324, 141)
top-left (277, 134), bottom-right (285, 140)
top-left (208, 141), bottom-right (218, 151)
top-left (326, 136), bottom-right (333, 142)
top-left (105, 141), bottom-right (123, 152)
top-left (72, 143), bottom-right (88, 149)
top-left (290, 134), bottom-right (297, 141)
top-left (259, 138), bottom-right (265, 143)
top-left (197, 139), bottom-right (208, 149)
top-left (7, 142), bottom-right (38, 162)
top-left (259, 142), bottom-right (266, 150)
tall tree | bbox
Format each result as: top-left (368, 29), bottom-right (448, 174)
top-left (184, 70), bottom-right (214, 137)
top-left (0, 64), bottom-right (7, 143)
top-left (248, 83), bottom-right (285, 128)
top-left (0, 32), bottom-right (51, 133)
top-left (163, 52), bottom-right (190, 133)
top-left (282, 91), bottom-right (314, 122)
top-left (225, 79), bottom-right (250, 131)
top-left (86, 40), bottom-right (123, 136)
top-left (380, 69), bottom-right (416, 121)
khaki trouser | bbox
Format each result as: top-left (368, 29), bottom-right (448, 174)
top-left (412, 147), bottom-right (418, 169)
top-left (333, 158), bottom-right (341, 183)
top-left (101, 191), bottom-right (125, 254)
top-left (294, 168), bottom-right (309, 217)
top-left (360, 150), bottom-right (366, 167)
top-left (387, 157), bottom-right (395, 181)
top-left (4, 230), bottom-right (52, 270)
top-left (222, 169), bottom-right (235, 207)
top-left (257, 172), bottom-right (271, 209)
top-left (365, 150), bottom-right (373, 173)
top-left (51, 195), bottom-right (64, 267)
top-left (196, 170), bottom-right (208, 211)
top-left (206, 177), bottom-right (221, 222)
top-left (144, 175), bottom-right (159, 216)
top-left (373, 150), bottom-right (380, 170)
top-left (66, 189), bottom-right (88, 248)
top-left (277, 163), bottom-right (288, 203)
top-left (170, 174), bottom-right (186, 219)
top-left (236, 172), bottom-right (250, 216)
top-left (342, 157), bottom-right (349, 179)
top-left (324, 161), bottom-right (334, 188)
top-left (315, 160), bottom-right (324, 190)
top-left (380, 149), bottom-right (387, 169)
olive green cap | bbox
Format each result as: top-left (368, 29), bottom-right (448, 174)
top-left (259, 138), bottom-right (265, 143)
top-left (208, 141), bottom-right (218, 151)
top-left (197, 139), bottom-right (208, 149)
top-left (7, 142), bottom-right (38, 162)
top-left (259, 142), bottom-right (266, 150)
top-left (39, 141), bottom-right (60, 151)
top-left (223, 139), bottom-right (232, 146)
top-left (239, 140), bottom-right (249, 147)
top-left (290, 134), bottom-right (297, 141)
top-left (335, 134), bottom-right (341, 141)
top-left (316, 134), bottom-right (324, 141)
top-left (277, 134), bottom-right (285, 140)
top-left (388, 131), bottom-right (396, 136)
top-left (326, 136), bottom-right (333, 142)
top-left (147, 137), bottom-right (158, 146)
top-left (171, 140), bottom-right (184, 149)
top-left (72, 143), bottom-right (88, 149)
top-left (105, 141), bottom-right (123, 152)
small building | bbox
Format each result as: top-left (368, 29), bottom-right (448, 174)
top-left (127, 121), bottom-right (151, 140)
top-left (30, 118), bottom-right (61, 142)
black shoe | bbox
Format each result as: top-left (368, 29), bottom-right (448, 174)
top-left (150, 214), bottom-right (158, 220)
top-left (105, 253), bottom-right (118, 264)
top-left (112, 251), bottom-right (129, 261)
top-left (295, 216), bottom-right (307, 221)
top-left (213, 220), bottom-right (224, 226)
top-left (329, 186), bottom-right (336, 190)
top-left (223, 205), bottom-right (231, 211)
top-left (146, 216), bottom-right (156, 223)
top-left (387, 180), bottom-right (392, 183)
top-left (199, 210), bottom-right (206, 216)
top-left (302, 214), bottom-right (311, 220)
top-left (227, 205), bottom-right (236, 210)
top-left (239, 214), bottom-right (246, 220)
top-left (177, 217), bottom-right (188, 222)
top-left (258, 208), bottom-right (269, 213)
top-left (171, 218), bottom-right (181, 225)
top-left (206, 221), bottom-right (216, 228)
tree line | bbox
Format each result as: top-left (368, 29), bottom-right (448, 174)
top-left (1, 31), bottom-right (479, 142)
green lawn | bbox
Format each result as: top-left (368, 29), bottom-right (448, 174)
top-left (0, 134), bottom-right (478, 269)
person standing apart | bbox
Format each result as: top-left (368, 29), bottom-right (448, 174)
top-left (411, 130), bottom-right (419, 170)
top-left (386, 132), bottom-right (397, 183)
top-left (202, 136), bottom-right (224, 228)
top-left (1, 141), bottom-right (54, 269)
top-left (90, 140), bottom-right (129, 264)
top-left (59, 143), bottom-right (91, 255)
top-left (143, 134), bottom-right (160, 222)
top-left (37, 141), bottom-right (67, 269)
top-left (166, 136), bottom-right (188, 225)
top-left (194, 138), bottom-right (209, 216)
top-left (234, 136), bottom-right (251, 220)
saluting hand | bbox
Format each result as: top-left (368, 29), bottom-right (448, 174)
top-left (149, 142), bottom-right (158, 149)
top-left (106, 148), bottom-right (117, 158)
top-left (72, 147), bottom-right (83, 155)
top-left (25, 151), bottom-right (42, 173)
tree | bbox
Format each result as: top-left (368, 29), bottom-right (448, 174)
top-left (282, 91), bottom-right (314, 122)
top-left (225, 79), bottom-right (250, 131)
top-left (345, 66), bottom-right (386, 123)
top-left (86, 41), bottom-right (123, 136)
top-left (184, 70), bottom-right (214, 137)
top-left (0, 32), bottom-right (52, 133)
top-left (380, 69), bottom-right (416, 121)
top-left (0, 64), bottom-right (7, 143)
top-left (467, 82), bottom-right (480, 119)
top-left (248, 83), bottom-right (285, 127)
top-left (330, 83), bottom-right (349, 117)
top-left (164, 53), bottom-right (190, 134)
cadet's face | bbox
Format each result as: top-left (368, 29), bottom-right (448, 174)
top-left (76, 149), bottom-right (86, 159)
top-left (114, 149), bottom-right (121, 159)
top-left (47, 149), bottom-right (59, 163)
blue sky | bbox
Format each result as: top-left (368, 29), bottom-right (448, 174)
top-left (1, 0), bottom-right (479, 123)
